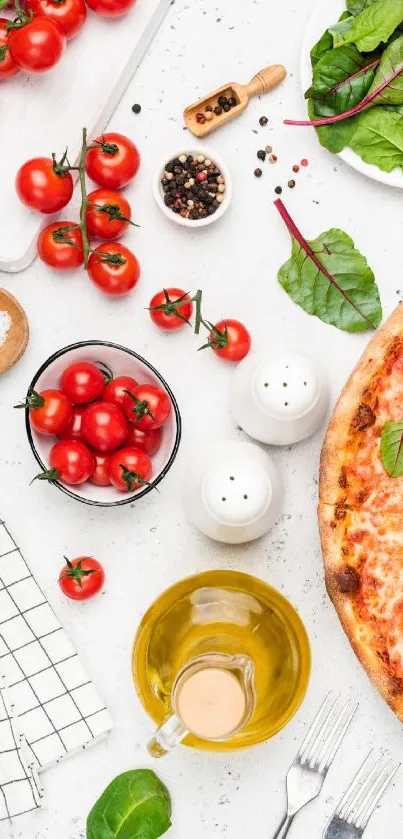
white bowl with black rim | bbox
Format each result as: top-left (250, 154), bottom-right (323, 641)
top-left (25, 341), bottom-right (181, 507)
top-left (153, 146), bottom-right (232, 227)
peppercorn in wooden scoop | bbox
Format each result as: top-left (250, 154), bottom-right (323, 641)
top-left (184, 65), bottom-right (287, 137)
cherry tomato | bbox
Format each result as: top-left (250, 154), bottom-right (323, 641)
top-left (102, 375), bottom-right (138, 408)
top-left (87, 242), bottom-right (140, 297)
top-left (59, 556), bottom-right (105, 600)
top-left (149, 288), bottom-right (193, 331)
top-left (86, 0), bottom-right (136, 16)
top-left (26, 0), bottom-right (87, 39)
top-left (37, 440), bottom-right (94, 485)
top-left (8, 17), bottom-right (66, 73)
top-left (81, 402), bottom-right (127, 452)
top-left (123, 384), bottom-right (171, 430)
top-left (85, 133), bottom-right (140, 189)
top-left (56, 405), bottom-right (86, 441)
top-left (207, 319), bottom-right (251, 362)
top-left (86, 188), bottom-right (133, 240)
top-left (16, 157), bottom-right (73, 214)
top-left (16, 388), bottom-right (72, 435)
top-left (125, 424), bottom-right (162, 456)
top-left (61, 361), bottom-right (106, 405)
top-left (0, 18), bottom-right (20, 79)
top-left (88, 452), bottom-right (111, 486)
top-left (37, 221), bottom-right (84, 269)
top-left (107, 446), bottom-right (152, 492)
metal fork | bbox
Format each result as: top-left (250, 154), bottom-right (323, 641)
top-left (272, 695), bottom-right (358, 839)
top-left (323, 752), bottom-right (400, 838)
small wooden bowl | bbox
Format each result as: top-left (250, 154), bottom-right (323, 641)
top-left (0, 289), bottom-right (29, 376)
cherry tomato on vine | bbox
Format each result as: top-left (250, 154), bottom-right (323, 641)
top-left (85, 133), bottom-right (140, 189)
top-left (37, 222), bottom-right (84, 269)
top-left (87, 242), bottom-right (140, 297)
top-left (16, 157), bottom-right (73, 214)
top-left (149, 288), bottom-right (193, 331)
top-left (61, 361), bottom-right (107, 405)
top-left (102, 375), bottom-right (138, 409)
top-left (81, 402), bottom-right (127, 452)
top-left (203, 319), bottom-right (251, 362)
top-left (86, 0), bottom-right (136, 16)
top-left (35, 440), bottom-right (94, 485)
top-left (56, 405), bottom-right (86, 441)
top-left (125, 424), bottom-right (162, 456)
top-left (86, 188), bottom-right (135, 240)
top-left (8, 17), bottom-right (66, 73)
top-left (88, 453), bottom-right (111, 487)
top-left (26, 0), bottom-right (87, 39)
top-left (107, 446), bottom-right (152, 492)
top-left (15, 388), bottom-right (72, 435)
top-left (123, 384), bottom-right (171, 430)
top-left (59, 556), bottom-right (105, 600)
top-left (0, 18), bottom-right (20, 79)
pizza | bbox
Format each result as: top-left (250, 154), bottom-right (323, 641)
top-left (319, 303), bottom-right (403, 719)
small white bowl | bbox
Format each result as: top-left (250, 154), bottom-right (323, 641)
top-left (153, 146), bottom-right (232, 228)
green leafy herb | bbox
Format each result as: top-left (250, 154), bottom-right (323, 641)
top-left (275, 199), bottom-right (382, 333)
top-left (349, 106), bottom-right (403, 170)
top-left (347, 0), bottom-right (383, 16)
top-left (311, 28), bottom-right (333, 68)
top-left (307, 99), bottom-right (358, 153)
top-left (381, 421), bottom-right (403, 476)
top-left (334, 0), bottom-right (403, 52)
top-left (86, 769), bottom-right (171, 839)
top-left (306, 44), bottom-right (377, 99)
top-left (328, 15), bottom-right (355, 42)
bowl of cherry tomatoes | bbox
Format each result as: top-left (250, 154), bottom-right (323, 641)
top-left (23, 341), bottom-right (181, 506)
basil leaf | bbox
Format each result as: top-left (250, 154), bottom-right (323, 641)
top-left (381, 421), bottom-right (403, 476)
top-left (275, 200), bottom-right (382, 333)
top-left (86, 770), bottom-right (172, 839)
top-left (349, 106), bottom-right (403, 171)
top-left (308, 98), bottom-right (358, 153)
top-left (334, 0), bottom-right (403, 52)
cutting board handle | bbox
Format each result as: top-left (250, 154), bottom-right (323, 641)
top-left (246, 64), bottom-right (287, 97)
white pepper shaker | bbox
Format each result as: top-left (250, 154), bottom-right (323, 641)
top-left (230, 349), bottom-right (328, 445)
top-left (183, 439), bottom-right (282, 544)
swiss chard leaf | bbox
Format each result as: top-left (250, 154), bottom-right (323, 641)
top-left (275, 199), bottom-right (382, 333)
top-left (308, 98), bottom-right (358, 153)
top-left (310, 11), bottom-right (352, 68)
top-left (86, 770), bottom-right (172, 839)
top-left (349, 106), bottom-right (403, 170)
top-left (306, 44), bottom-right (376, 98)
top-left (381, 421), bottom-right (403, 476)
top-left (367, 35), bottom-right (403, 104)
top-left (334, 0), bottom-right (403, 52)
top-left (329, 16), bottom-right (355, 42)
top-left (347, 0), bottom-right (383, 15)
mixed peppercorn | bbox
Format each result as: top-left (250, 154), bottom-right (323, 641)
top-left (161, 153), bottom-right (226, 220)
top-left (196, 92), bottom-right (238, 125)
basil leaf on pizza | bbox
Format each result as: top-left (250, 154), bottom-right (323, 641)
top-left (381, 420), bottom-right (403, 476)
top-left (275, 199), bottom-right (382, 332)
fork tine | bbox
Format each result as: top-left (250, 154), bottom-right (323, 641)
top-left (337, 752), bottom-right (375, 819)
top-left (355, 761), bottom-right (400, 829)
top-left (297, 693), bottom-right (333, 760)
top-left (300, 695), bottom-right (339, 764)
top-left (316, 701), bottom-right (358, 772)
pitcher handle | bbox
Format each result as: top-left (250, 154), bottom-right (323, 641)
top-left (147, 714), bottom-right (188, 758)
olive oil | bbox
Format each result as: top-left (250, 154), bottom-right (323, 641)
top-left (133, 571), bottom-right (310, 752)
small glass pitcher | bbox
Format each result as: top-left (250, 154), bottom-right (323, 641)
top-left (148, 653), bottom-right (256, 757)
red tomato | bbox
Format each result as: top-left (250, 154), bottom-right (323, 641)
top-left (59, 556), bottom-right (105, 600)
top-left (125, 424), bottom-right (162, 456)
top-left (37, 440), bottom-right (94, 485)
top-left (88, 453), bottom-right (111, 486)
top-left (61, 361), bottom-right (106, 405)
top-left (86, 0), bottom-right (136, 16)
top-left (107, 446), bottom-right (152, 492)
top-left (56, 405), bottom-right (86, 441)
top-left (26, 0), bottom-right (87, 39)
top-left (81, 402), bottom-right (127, 452)
top-left (85, 133), bottom-right (140, 188)
top-left (0, 18), bottom-right (20, 79)
top-left (149, 288), bottom-right (193, 331)
top-left (8, 17), bottom-right (66, 73)
top-left (86, 188), bottom-right (133, 240)
top-left (87, 242), bottom-right (140, 297)
top-left (15, 388), bottom-right (72, 435)
top-left (16, 157), bottom-right (73, 214)
top-left (37, 222), bottom-right (84, 269)
top-left (207, 319), bottom-right (251, 362)
top-left (102, 375), bottom-right (138, 408)
top-left (123, 384), bottom-right (171, 430)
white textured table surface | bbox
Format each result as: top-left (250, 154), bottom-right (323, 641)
top-left (1, 0), bottom-right (403, 836)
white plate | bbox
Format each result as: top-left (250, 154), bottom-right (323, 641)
top-left (301, 0), bottom-right (403, 188)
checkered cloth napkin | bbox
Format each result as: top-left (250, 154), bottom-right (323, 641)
top-left (0, 518), bottom-right (113, 821)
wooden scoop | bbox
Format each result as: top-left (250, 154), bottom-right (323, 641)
top-left (0, 288), bottom-right (29, 376)
top-left (184, 64), bottom-right (287, 138)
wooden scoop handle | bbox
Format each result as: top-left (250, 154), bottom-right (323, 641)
top-left (246, 65), bottom-right (287, 98)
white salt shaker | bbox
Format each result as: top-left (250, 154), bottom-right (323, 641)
top-left (183, 439), bottom-right (282, 543)
top-left (230, 349), bottom-right (328, 446)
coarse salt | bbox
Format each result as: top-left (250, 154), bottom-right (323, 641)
top-left (0, 310), bottom-right (11, 348)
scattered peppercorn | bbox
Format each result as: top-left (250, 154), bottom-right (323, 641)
top-left (161, 153), bottom-right (225, 219)
top-left (259, 116), bottom-right (268, 126)
top-left (257, 149), bottom-right (266, 162)
top-left (274, 186), bottom-right (282, 194)
top-left (254, 168), bottom-right (263, 177)
top-left (131, 103), bottom-right (141, 114)
top-left (265, 145), bottom-right (273, 154)
top-left (288, 180), bottom-right (296, 189)
top-left (292, 164), bottom-right (300, 173)
top-left (301, 158), bottom-right (309, 167)
top-left (269, 154), bottom-right (278, 163)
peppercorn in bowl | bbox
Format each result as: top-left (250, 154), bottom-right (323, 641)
top-left (153, 147), bottom-right (232, 227)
